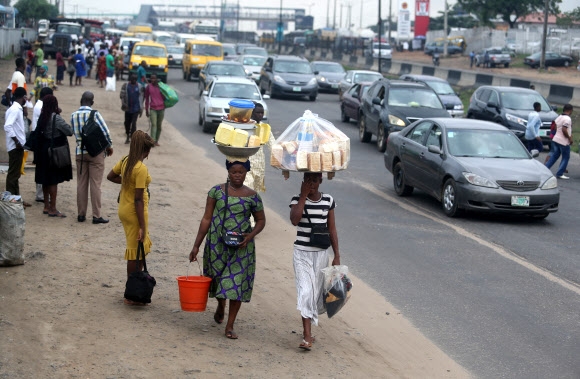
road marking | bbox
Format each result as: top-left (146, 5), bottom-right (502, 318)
top-left (360, 181), bottom-right (580, 296)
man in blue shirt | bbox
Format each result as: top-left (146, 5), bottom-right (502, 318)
top-left (120, 73), bottom-right (142, 144)
top-left (525, 102), bottom-right (543, 152)
top-left (137, 60), bottom-right (148, 88)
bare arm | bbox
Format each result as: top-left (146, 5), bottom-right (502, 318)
top-left (135, 188), bottom-right (146, 242)
top-left (189, 196), bottom-right (217, 262)
top-left (106, 169), bottom-right (121, 184)
top-left (289, 180), bottom-right (312, 225)
top-left (327, 208), bottom-right (340, 266)
top-left (239, 209), bottom-right (266, 248)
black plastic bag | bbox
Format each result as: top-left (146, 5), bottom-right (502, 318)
top-left (321, 265), bottom-right (353, 318)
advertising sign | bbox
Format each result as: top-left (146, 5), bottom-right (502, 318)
top-left (397, 1), bottom-right (411, 40)
top-left (415, 0), bottom-right (430, 37)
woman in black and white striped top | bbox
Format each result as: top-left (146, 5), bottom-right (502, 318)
top-left (289, 172), bottom-right (340, 351)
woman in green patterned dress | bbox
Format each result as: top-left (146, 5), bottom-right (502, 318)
top-left (189, 159), bottom-right (266, 339)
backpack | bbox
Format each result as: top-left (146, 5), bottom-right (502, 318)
top-left (81, 110), bottom-right (110, 157)
top-left (549, 118), bottom-right (558, 139)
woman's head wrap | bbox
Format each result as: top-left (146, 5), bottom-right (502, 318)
top-left (40, 64), bottom-right (48, 76)
top-left (226, 159), bottom-right (251, 171)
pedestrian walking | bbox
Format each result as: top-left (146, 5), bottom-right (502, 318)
top-left (469, 51), bottom-right (475, 68)
top-left (545, 104), bottom-right (574, 179)
top-left (137, 60), bottom-right (148, 88)
top-left (34, 43), bottom-right (44, 79)
top-left (55, 49), bottom-right (65, 86)
top-left (120, 73), bottom-right (142, 144)
top-left (525, 102), bottom-right (543, 153)
top-left (3, 87), bottom-right (31, 207)
top-left (144, 74), bottom-right (165, 146)
top-left (74, 48), bottom-right (87, 86)
top-left (30, 87), bottom-right (54, 203)
top-left (483, 50), bottom-right (490, 68)
top-left (70, 92), bottom-right (114, 223)
top-left (115, 46), bottom-right (125, 81)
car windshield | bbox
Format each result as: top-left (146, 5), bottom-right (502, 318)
top-left (500, 91), bottom-right (551, 111)
top-left (223, 45), bottom-right (236, 56)
top-left (192, 44), bottom-right (221, 57)
top-left (210, 83), bottom-right (261, 100)
top-left (353, 73), bottom-right (382, 83)
top-left (243, 56), bottom-right (266, 66)
top-left (388, 88), bottom-right (443, 109)
top-left (56, 24), bottom-right (82, 35)
top-left (166, 46), bottom-right (182, 54)
top-left (426, 81), bottom-right (455, 95)
top-left (273, 61), bottom-right (312, 74)
top-left (373, 43), bottom-right (391, 49)
top-left (243, 48), bottom-right (267, 56)
top-left (447, 129), bottom-right (529, 159)
top-left (207, 64), bottom-right (246, 76)
top-left (133, 46), bottom-right (166, 57)
top-left (312, 63), bottom-right (345, 73)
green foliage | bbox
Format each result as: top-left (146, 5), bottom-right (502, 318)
top-left (456, 0), bottom-right (561, 28)
top-left (429, 4), bottom-right (480, 31)
top-left (14, 0), bottom-right (58, 23)
top-left (557, 6), bottom-right (580, 27)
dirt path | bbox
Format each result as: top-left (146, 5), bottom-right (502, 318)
top-left (0, 58), bottom-right (469, 378)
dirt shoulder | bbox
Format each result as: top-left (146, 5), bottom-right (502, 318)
top-left (0, 58), bottom-right (469, 378)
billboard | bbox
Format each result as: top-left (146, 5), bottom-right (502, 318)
top-left (257, 21), bottom-right (288, 31)
top-left (415, 0), bottom-right (430, 37)
top-left (397, 1), bottom-right (411, 40)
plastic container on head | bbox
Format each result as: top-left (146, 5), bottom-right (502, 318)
top-left (228, 99), bottom-right (255, 123)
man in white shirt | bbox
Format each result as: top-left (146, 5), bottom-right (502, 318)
top-left (3, 87), bottom-right (30, 206)
top-left (30, 87), bottom-right (54, 202)
top-left (4, 58), bottom-right (27, 104)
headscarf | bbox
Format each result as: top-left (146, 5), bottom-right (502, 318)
top-left (37, 95), bottom-right (59, 132)
top-left (40, 64), bottom-right (48, 77)
top-left (226, 159), bottom-right (251, 171)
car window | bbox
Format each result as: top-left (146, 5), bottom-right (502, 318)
top-left (312, 63), bottom-right (345, 73)
top-left (223, 45), bottom-right (236, 56)
top-left (487, 90), bottom-right (499, 104)
top-left (426, 81), bottom-right (455, 95)
top-left (388, 88), bottom-right (443, 109)
top-left (242, 56), bottom-right (266, 66)
top-left (407, 122), bottom-right (433, 145)
top-left (361, 85), bottom-right (370, 98)
top-left (500, 91), bottom-right (551, 111)
top-left (273, 61), bottom-right (312, 74)
top-left (477, 89), bottom-right (491, 103)
top-left (211, 83), bottom-right (261, 100)
top-left (192, 44), bottom-right (221, 57)
top-left (447, 129), bottom-right (529, 158)
top-left (376, 85), bottom-right (386, 102)
top-left (354, 73), bottom-right (382, 83)
top-left (133, 46), bottom-right (166, 57)
top-left (208, 64), bottom-right (246, 76)
top-left (347, 84), bottom-right (359, 97)
top-left (426, 125), bottom-right (443, 149)
top-left (345, 72), bottom-right (353, 80)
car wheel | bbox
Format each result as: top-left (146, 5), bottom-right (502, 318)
top-left (505, 63), bottom-right (509, 68)
top-left (359, 115), bottom-right (371, 143)
top-left (269, 83), bottom-right (276, 99)
top-left (377, 123), bottom-right (387, 152)
top-left (341, 106), bottom-right (349, 122)
top-left (198, 110), bottom-right (203, 126)
top-left (259, 81), bottom-right (265, 95)
top-left (202, 115), bottom-right (212, 133)
top-left (393, 162), bottom-right (413, 196)
top-left (564, 61), bottom-right (570, 67)
top-left (442, 178), bottom-right (461, 217)
top-left (309, 94), bottom-right (316, 101)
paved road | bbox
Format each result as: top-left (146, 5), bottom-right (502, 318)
top-left (164, 70), bottom-right (580, 378)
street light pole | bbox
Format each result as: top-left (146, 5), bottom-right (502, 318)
top-left (278, 0), bottom-right (282, 54)
top-left (378, 0), bottom-right (382, 73)
top-left (333, 0), bottom-right (337, 29)
top-left (540, 0), bottom-right (549, 69)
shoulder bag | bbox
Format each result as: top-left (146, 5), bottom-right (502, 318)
top-left (221, 182), bottom-right (245, 246)
top-left (47, 114), bottom-right (71, 169)
top-left (124, 241), bottom-right (156, 303)
top-left (304, 206), bottom-right (331, 250)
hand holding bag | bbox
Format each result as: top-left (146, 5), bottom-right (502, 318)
top-left (220, 182), bottom-right (245, 246)
top-left (47, 114), bottom-right (72, 169)
top-left (304, 207), bottom-right (331, 250)
top-left (124, 241), bottom-right (156, 303)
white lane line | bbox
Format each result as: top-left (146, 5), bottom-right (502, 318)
top-left (360, 181), bottom-right (580, 297)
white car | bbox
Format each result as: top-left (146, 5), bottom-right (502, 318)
top-left (238, 54), bottom-right (267, 83)
top-left (370, 42), bottom-right (392, 59)
top-left (199, 77), bottom-right (270, 133)
top-left (166, 45), bottom-right (184, 68)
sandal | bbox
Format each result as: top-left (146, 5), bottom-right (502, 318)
top-left (48, 211), bottom-right (66, 218)
top-left (213, 310), bottom-right (224, 324)
top-left (225, 330), bottom-right (238, 339)
top-left (124, 298), bottom-right (146, 306)
top-left (299, 339), bottom-right (312, 351)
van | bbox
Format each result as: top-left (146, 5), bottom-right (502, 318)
top-left (129, 41), bottom-right (168, 83)
top-left (128, 25), bottom-right (153, 34)
top-left (182, 39), bottom-right (223, 81)
top-left (152, 31), bottom-right (174, 45)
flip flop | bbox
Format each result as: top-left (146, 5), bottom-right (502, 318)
top-left (225, 330), bottom-right (238, 339)
top-left (23, 202), bottom-right (32, 208)
top-left (299, 339), bottom-right (312, 351)
top-left (214, 311), bottom-right (224, 324)
top-left (48, 211), bottom-right (66, 218)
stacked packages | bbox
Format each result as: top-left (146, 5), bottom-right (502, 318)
top-left (270, 110), bottom-right (350, 172)
top-left (215, 123), bottom-right (271, 147)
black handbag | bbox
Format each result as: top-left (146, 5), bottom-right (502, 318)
top-left (220, 182), bottom-right (245, 246)
top-left (47, 114), bottom-right (71, 169)
top-left (304, 207), bottom-right (331, 250)
top-left (124, 241), bottom-right (156, 304)
top-left (24, 129), bottom-right (40, 151)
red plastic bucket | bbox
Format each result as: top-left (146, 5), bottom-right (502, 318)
top-left (176, 275), bottom-right (212, 312)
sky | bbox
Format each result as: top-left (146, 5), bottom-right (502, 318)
top-left (54, 0), bottom-right (578, 31)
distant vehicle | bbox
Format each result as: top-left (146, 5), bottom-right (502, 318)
top-left (338, 70), bottom-right (383, 98)
top-left (44, 20), bottom-right (83, 58)
top-left (475, 47), bottom-right (511, 68)
top-left (424, 42), bottom-right (463, 56)
top-left (82, 19), bottom-right (104, 41)
top-left (235, 43), bottom-right (256, 55)
top-left (166, 44), bottom-right (184, 68)
top-left (399, 74), bottom-right (464, 117)
top-left (466, 86), bottom-right (558, 144)
top-left (384, 118), bottom-right (559, 218)
top-left (310, 61), bottom-right (346, 93)
top-left (524, 52), bottom-right (574, 68)
top-left (358, 78), bottom-right (450, 152)
top-left (198, 61), bottom-right (249, 96)
top-left (182, 40), bottom-right (223, 81)
top-left (238, 54), bottom-right (267, 83)
top-left (38, 19), bottom-right (50, 39)
top-left (340, 81), bottom-right (373, 122)
top-left (189, 20), bottom-right (219, 41)
top-left (199, 76), bottom-right (269, 133)
top-left (259, 55), bottom-right (318, 101)
top-left (222, 43), bottom-right (237, 61)
top-left (369, 42), bottom-right (392, 59)
top-left (128, 41), bottom-right (168, 83)
top-left (152, 31), bottom-right (175, 46)
top-left (128, 25), bottom-right (153, 34)
top-left (241, 46), bottom-right (268, 58)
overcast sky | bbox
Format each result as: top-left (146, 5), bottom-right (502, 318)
top-left (55, 0), bottom-right (578, 31)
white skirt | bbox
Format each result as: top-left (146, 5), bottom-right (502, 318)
top-left (293, 247), bottom-right (330, 326)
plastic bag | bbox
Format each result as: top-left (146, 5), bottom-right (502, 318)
top-left (0, 198), bottom-right (26, 266)
top-left (321, 265), bottom-right (353, 318)
top-left (20, 150), bottom-right (28, 175)
top-left (270, 110), bottom-right (350, 172)
top-left (158, 82), bottom-right (179, 108)
top-left (105, 76), bottom-right (116, 92)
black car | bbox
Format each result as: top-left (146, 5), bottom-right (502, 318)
top-left (358, 79), bottom-right (450, 152)
top-left (466, 86), bottom-right (558, 143)
top-left (524, 52), bottom-right (574, 69)
top-left (340, 81), bottom-right (373, 122)
top-left (310, 61), bottom-right (346, 93)
top-left (384, 118), bottom-right (559, 218)
top-left (259, 55), bottom-right (318, 101)
top-left (424, 42), bottom-right (463, 56)
top-left (198, 61), bottom-right (249, 96)
top-left (399, 74), bottom-right (464, 117)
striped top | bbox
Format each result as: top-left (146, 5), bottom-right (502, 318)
top-left (70, 106), bottom-right (113, 156)
top-left (290, 193), bottom-right (336, 251)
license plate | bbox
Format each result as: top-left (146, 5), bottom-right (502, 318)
top-left (331, 84), bottom-right (338, 88)
top-left (539, 129), bottom-right (549, 136)
top-left (293, 86), bottom-right (301, 92)
top-left (511, 196), bottom-right (530, 207)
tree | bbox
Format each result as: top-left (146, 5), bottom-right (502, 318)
top-left (429, 4), bottom-right (480, 31)
top-left (556, 6), bottom-right (580, 27)
top-left (456, 0), bottom-right (561, 28)
top-left (14, 0), bottom-right (58, 24)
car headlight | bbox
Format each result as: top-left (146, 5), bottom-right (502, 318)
top-left (308, 78), bottom-right (317, 85)
top-left (462, 172), bottom-right (498, 188)
top-left (388, 115), bottom-right (406, 127)
top-left (274, 75), bottom-right (285, 83)
top-left (541, 176), bottom-right (558, 190)
top-left (506, 113), bottom-right (527, 126)
top-left (319, 76), bottom-right (326, 82)
top-left (158, 65), bottom-right (165, 69)
top-left (454, 104), bottom-right (464, 110)
top-left (208, 107), bottom-right (223, 113)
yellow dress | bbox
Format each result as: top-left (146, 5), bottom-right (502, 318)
top-left (112, 159), bottom-right (152, 260)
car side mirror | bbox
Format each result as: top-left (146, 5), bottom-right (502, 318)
top-left (372, 97), bottom-right (382, 105)
top-left (263, 94), bottom-right (270, 99)
top-left (202, 90), bottom-right (209, 96)
top-left (487, 101), bottom-right (499, 109)
top-left (428, 145), bottom-right (443, 155)
top-left (346, 78), bottom-right (351, 83)
top-left (530, 149), bottom-right (540, 158)
top-left (314, 70), bottom-right (319, 75)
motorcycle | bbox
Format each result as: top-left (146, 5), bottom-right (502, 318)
top-left (432, 52), bottom-right (440, 66)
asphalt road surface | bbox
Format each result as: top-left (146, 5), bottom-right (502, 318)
top-left (164, 70), bottom-right (580, 378)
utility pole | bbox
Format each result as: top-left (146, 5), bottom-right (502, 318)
top-left (387, 0), bottom-right (392, 42)
top-left (327, 0), bottom-right (330, 28)
top-left (378, 0), bottom-right (382, 73)
top-left (540, 0), bottom-right (549, 69)
top-left (333, 0), bottom-right (337, 29)
top-left (443, 0), bottom-right (448, 57)
top-left (278, 0), bottom-right (283, 54)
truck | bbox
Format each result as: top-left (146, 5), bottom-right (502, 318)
top-left (82, 19), bottom-right (104, 41)
top-left (475, 47), bottom-right (511, 68)
top-left (43, 18), bottom-right (84, 58)
top-left (38, 19), bottom-right (50, 40)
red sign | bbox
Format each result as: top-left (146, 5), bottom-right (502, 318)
top-left (415, 0), bottom-right (430, 37)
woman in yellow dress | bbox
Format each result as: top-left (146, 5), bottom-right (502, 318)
top-left (107, 130), bottom-right (156, 305)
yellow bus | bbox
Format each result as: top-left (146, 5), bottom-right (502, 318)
top-left (182, 40), bottom-right (223, 81)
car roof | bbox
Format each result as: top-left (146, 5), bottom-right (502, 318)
top-left (347, 69), bottom-right (381, 74)
top-left (427, 118), bottom-right (509, 131)
top-left (270, 55), bottom-right (307, 61)
top-left (211, 76), bottom-right (256, 84)
top-left (379, 78), bottom-right (429, 88)
top-left (206, 61), bottom-right (243, 66)
top-left (135, 41), bottom-right (166, 48)
top-left (476, 85), bottom-right (536, 94)
top-left (311, 61), bottom-right (342, 65)
top-left (400, 74), bottom-right (448, 83)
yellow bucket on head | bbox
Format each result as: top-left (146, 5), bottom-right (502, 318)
top-left (176, 275), bottom-right (211, 312)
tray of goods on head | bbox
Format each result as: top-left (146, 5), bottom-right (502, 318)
top-left (270, 110), bottom-right (350, 180)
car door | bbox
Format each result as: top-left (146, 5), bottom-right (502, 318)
top-left (341, 71), bottom-right (353, 93)
top-left (343, 84), bottom-right (359, 119)
top-left (361, 82), bottom-right (380, 128)
top-left (399, 121), bottom-right (433, 188)
top-left (366, 83), bottom-right (385, 135)
top-left (420, 123), bottom-right (445, 198)
top-left (482, 89), bottom-right (500, 121)
top-left (259, 58), bottom-right (273, 91)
